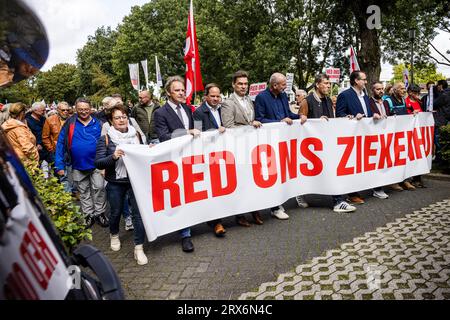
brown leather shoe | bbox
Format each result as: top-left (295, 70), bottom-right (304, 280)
top-left (236, 216), bottom-right (251, 227)
top-left (348, 196), bottom-right (365, 204)
top-left (214, 223), bottom-right (226, 237)
top-left (390, 183), bottom-right (404, 191)
top-left (252, 211), bottom-right (264, 225)
top-left (402, 181), bottom-right (416, 191)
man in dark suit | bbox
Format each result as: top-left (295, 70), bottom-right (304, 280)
top-left (154, 76), bottom-right (201, 253)
top-left (336, 71), bottom-right (373, 119)
top-left (336, 70), bottom-right (372, 205)
top-left (193, 83), bottom-right (225, 132)
top-left (299, 73), bottom-right (356, 213)
top-left (193, 83), bottom-right (228, 237)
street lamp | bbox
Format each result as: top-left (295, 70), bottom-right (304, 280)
top-left (409, 28), bottom-right (416, 85)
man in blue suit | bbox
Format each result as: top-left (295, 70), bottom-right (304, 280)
top-left (154, 76), bottom-right (201, 253)
top-left (336, 70), bottom-right (373, 119)
top-left (254, 73), bottom-right (307, 220)
top-left (336, 70), bottom-right (373, 205)
top-left (193, 83), bottom-right (229, 237)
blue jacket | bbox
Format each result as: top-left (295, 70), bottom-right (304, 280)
top-left (55, 115), bottom-right (102, 171)
top-left (255, 88), bottom-right (299, 123)
top-left (336, 87), bottom-right (373, 118)
top-left (25, 113), bottom-right (45, 147)
top-left (154, 103), bottom-right (194, 142)
top-left (193, 102), bottom-right (222, 131)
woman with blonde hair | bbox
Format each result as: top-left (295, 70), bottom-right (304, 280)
top-left (1, 102), bottom-right (39, 167)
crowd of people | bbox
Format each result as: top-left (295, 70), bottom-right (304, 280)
top-left (0, 70), bottom-right (449, 266)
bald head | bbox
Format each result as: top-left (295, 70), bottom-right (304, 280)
top-left (392, 82), bottom-right (406, 99)
top-left (138, 90), bottom-right (152, 106)
top-left (270, 73), bottom-right (286, 86)
top-left (269, 73), bottom-right (287, 96)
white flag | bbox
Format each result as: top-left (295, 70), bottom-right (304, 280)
top-left (427, 85), bottom-right (434, 112)
top-left (349, 46), bottom-right (360, 75)
top-left (141, 60), bottom-right (149, 90)
top-left (128, 63), bottom-right (140, 91)
top-left (155, 55), bottom-right (163, 87)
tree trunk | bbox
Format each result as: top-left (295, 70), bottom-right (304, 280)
top-left (349, 1), bottom-right (381, 96)
top-left (358, 28), bottom-right (381, 95)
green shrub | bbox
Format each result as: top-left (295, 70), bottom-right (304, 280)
top-left (439, 124), bottom-right (450, 173)
top-left (26, 164), bottom-right (92, 252)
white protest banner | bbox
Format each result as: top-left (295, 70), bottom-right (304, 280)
top-left (128, 63), bottom-right (140, 91)
top-left (326, 68), bottom-right (341, 83)
top-left (285, 73), bottom-right (294, 94)
top-left (121, 113), bottom-right (434, 242)
top-left (249, 82), bottom-right (267, 101)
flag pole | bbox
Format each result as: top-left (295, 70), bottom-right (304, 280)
top-left (192, 0), bottom-right (196, 106)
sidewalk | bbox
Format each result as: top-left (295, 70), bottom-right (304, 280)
top-left (239, 199), bottom-right (450, 300)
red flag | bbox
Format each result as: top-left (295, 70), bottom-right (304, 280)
top-left (349, 46), bottom-right (360, 75)
top-left (184, 0), bottom-right (203, 105)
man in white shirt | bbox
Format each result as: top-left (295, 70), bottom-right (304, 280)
top-left (335, 70), bottom-right (374, 205)
top-left (221, 70), bottom-right (264, 227)
top-left (154, 76), bottom-right (201, 253)
top-left (193, 84), bottom-right (228, 237)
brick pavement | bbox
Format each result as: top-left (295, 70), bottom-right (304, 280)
top-left (90, 178), bottom-right (450, 300)
top-left (239, 199), bottom-right (450, 300)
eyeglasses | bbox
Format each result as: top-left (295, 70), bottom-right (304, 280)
top-left (60, 109), bottom-right (70, 112)
top-left (113, 115), bottom-right (128, 120)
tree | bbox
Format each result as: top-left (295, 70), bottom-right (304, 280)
top-left (76, 26), bottom-right (119, 97)
top-left (35, 63), bottom-right (80, 104)
top-left (0, 77), bottom-right (38, 105)
top-left (341, 0), bottom-right (450, 87)
top-left (89, 64), bottom-right (121, 105)
top-left (392, 62), bottom-right (446, 84)
top-left (75, 0), bottom-right (449, 99)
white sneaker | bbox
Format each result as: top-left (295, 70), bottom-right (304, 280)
top-left (125, 216), bottom-right (134, 231)
top-left (333, 201), bottom-right (356, 213)
top-left (134, 245), bottom-right (148, 265)
top-left (110, 234), bottom-right (121, 252)
top-left (373, 190), bottom-right (389, 199)
top-left (295, 195), bottom-right (309, 208)
top-left (271, 206), bottom-right (289, 220)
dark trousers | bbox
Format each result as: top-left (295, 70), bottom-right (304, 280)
top-left (106, 182), bottom-right (145, 245)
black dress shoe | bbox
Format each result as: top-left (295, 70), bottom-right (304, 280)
top-left (95, 213), bottom-right (109, 228)
top-left (182, 237), bottom-right (194, 253)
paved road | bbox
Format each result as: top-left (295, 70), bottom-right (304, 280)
top-left (91, 177), bottom-right (450, 300)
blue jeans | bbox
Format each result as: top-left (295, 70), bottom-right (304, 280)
top-left (122, 193), bottom-right (130, 219)
top-left (106, 182), bottom-right (145, 245)
top-left (180, 228), bottom-right (191, 239)
top-left (149, 138), bottom-right (160, 145)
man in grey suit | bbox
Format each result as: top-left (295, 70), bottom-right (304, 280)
top-left (221, 70), bottom-right (264, 227)
top-left (221, 71), bottom-right (262, 129)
